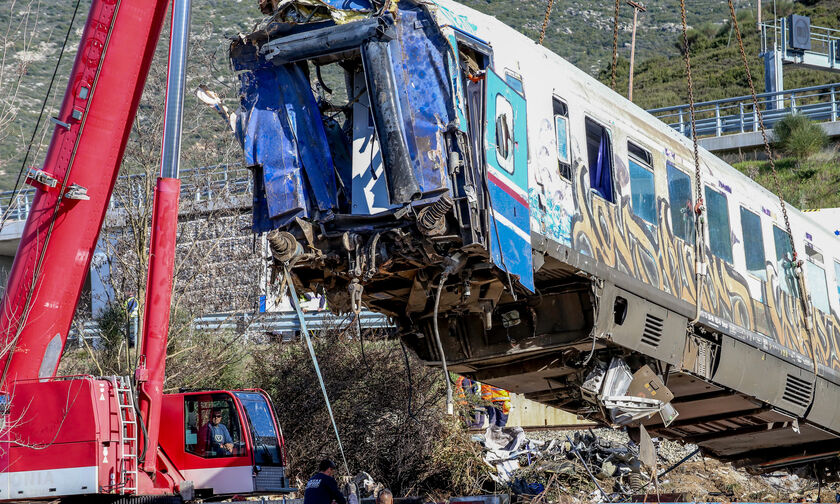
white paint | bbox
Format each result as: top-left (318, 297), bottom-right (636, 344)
top-left (492, 210), bottom-right (530, 242)
top-left (351, 71), bottom-right (395, 215)
top-left (182, 465), bottom-right (254, 495)
top-left (0, 466), bottom-right (97, 499)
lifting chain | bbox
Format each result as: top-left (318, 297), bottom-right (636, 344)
top-left (679, 0), bottom-right (706, 327)
top-left (611, 0), bottom-right (620, 89)
top-left (539, 0), bottom-right (554, 45)
top-left (727, 0), bottom-right (818, 377)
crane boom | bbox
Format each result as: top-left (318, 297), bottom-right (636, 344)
top-left (0, 0), bottom-right (170, 387)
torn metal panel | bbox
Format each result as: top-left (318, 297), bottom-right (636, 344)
top-left (239, 64), bottom-right (337, 230)
top-left (266, 0), bottom-right (377, 24)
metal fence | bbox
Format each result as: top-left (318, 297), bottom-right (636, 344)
top-left (0, 164), bottom-right (252, 227)
top-left (647, 82), bottom-right (840, 139)
top-left (760, 17), bottom-right (840, 62)
top-left (68, 310), bottom-right (393, 344)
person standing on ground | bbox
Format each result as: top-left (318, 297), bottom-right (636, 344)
top-left (304, 459), bottom-right (347, 504)
top-left (124, 292), bottom-right (139, 348)
top-left (481, 383), bottom-right (511, 429)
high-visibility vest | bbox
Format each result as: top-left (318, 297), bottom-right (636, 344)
top-left (481, 384), bottom-right (509, 403)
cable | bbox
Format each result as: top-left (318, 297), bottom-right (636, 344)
top-left (0, 0), bottom-right (84, 232)
top-left (398, 339), bottom-right (419, 423)
top-left (432, 274), bottom-right (454, 415)
top-left (283, 266), bottom-right (351, 476)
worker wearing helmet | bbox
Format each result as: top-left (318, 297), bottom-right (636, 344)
top-left (481, 383), bottom-right (511, 429)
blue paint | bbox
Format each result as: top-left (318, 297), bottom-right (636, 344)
top-left (239, 64), bottom-right (337, 231)
top-left (484, 69), bottom-right (534, 292)
top-left (319, 0), bottom-right (372, 11)
top-left (389, 5), bottom-right (454, 195)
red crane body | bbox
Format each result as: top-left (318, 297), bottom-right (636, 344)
top-left (0, 0), bottom-right (290, 499)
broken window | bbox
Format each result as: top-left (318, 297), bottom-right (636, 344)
top-left (666, 163), bottom-right (694, 244)
top-left (554, 97), bottom-right (571, 180)
top-left (628, 141), bottom-right (655, 225)
top-left (495, 94), bottom-right (514, 173)
top-left (585, 117), bottom-right (614, 202)
top-left (739, 207), bottom-right (766, 280)
top-left (773, 225), bottom-right (799, 297)
top-left (705, 186), bottom-right (732, 264)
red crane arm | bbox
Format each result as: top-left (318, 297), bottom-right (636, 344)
top-left (0, 0), bottom-right (170, 387)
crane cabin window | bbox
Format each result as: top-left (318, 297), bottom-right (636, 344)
top-left (554, 98), bottom-right (571, 180)
top-left (739, 207), bottom-right (766, 280)
top-left (628, 142), bottom-right (656, 225)
top-left (585, 117), bottom-right (614, 202)
top-left (773, 225), bottom-right (799, 297)
top-left (704, 186), bottom-right (733, 264)
top-left (666, 163), bottom-right (694, 244)
top-left (185, 393), bottom-right (244, 458)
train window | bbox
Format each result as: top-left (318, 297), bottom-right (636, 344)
top-left (585, 117), bottom-right (614, 202)
top-left (834, 261), bottom-right (840, 306)
top-left (494, 94), bottom-right (514, 173)
top-left (772, 225), bottom-right (800, 297)
top-left (704, 186), bottom-right (733, 263)
top-left (806, 261), bottom-right (831, 313)
top-left (628, 142), bottom-right (656, 225)
top-left (185, 393), bottom-right (244, 458)
top-left (805, 242), bottom-right (824, 264)
top-left (554, 97), bottom-right (571, 180)
top-left (666, 164), bottom-right (694, 244)
top-left (739, 207), bottom-right (766, 280)
top-left (505, 70), bottom-right (524, 96)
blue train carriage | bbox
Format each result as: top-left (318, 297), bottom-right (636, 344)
top-left (230, 0), bottom-right (840, 468)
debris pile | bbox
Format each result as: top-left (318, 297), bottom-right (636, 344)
top-left (472, 427), bottom-right (839, 502)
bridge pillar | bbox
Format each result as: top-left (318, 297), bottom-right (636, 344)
top-left (764, 50), bottom-right (784, 110)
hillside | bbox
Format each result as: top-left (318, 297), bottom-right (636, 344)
top-left (606, 0), bottom-right (840, 109)
top-left (0, 0), bottom-right (741, 190)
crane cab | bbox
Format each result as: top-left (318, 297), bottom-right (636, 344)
top-left (159, 388), bottom-right (291, 498)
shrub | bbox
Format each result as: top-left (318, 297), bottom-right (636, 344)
top-left (773, 113), bottom-right (828, 161)
top-left (250, 330), bottom-right (490, 497)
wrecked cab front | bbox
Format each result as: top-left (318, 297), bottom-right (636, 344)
top-left (231, 0), bottom-right (553, 366)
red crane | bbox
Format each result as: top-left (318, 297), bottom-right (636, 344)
top-left (0, 0), bottom-right (290, 499)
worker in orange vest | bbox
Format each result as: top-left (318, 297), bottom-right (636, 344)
top-left (481, 383), bottom-right (511, 429)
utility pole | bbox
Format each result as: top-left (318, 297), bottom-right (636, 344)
top-left (626, 0), bottom-right (646, 102)
top-left (757, 0), bottom-right (762, 31)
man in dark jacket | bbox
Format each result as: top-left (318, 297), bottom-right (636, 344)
top-left (303, 459), bottom-right (346, 504)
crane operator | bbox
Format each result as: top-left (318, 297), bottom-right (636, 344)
top-left (200, 408), bottom-right (234, 456)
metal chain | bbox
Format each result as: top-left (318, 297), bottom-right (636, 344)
top-left (727, 0), bottom-right (794, 254)
top-left (679, 0), bottom-right (702, 205)
top-left (728, 0), bottom-right (817, 380)
top-left (611, 0), bottom-right (620, 89)
top-left (539, 0), bottom-right (554, 45)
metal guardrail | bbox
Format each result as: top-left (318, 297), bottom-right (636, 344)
top-left (68, 310), bottom-right (393, 343)
top-left (760, 17), bottom-right (840, 64)
top-left (647, 82), bottom-right (840, 139)
top-left (0, 164), bottom-right (252, 228)
top-left (193, 310), bottom-right (393, 333)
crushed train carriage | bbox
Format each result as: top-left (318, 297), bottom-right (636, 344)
top-left (230, 0), bottom-right (840, 470)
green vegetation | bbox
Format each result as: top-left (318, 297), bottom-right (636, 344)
top-left (604, 0), bottom-right (840, 110)
top-left (773, 113), bottom-right (829, 162)
top-left (733, 154), bottom-right (840, 209)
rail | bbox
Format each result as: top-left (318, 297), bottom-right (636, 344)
top-left (647, 82), bottom-right (840, 139)
top-left (0, 164), bottom-right (252, 227)
top-left (760, 17), bottom-right (840, 61)
top-left (67, 310), bottom-right (393, 343)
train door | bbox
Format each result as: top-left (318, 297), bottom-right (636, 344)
top-left (484, 69), bottom-right (534, 291)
